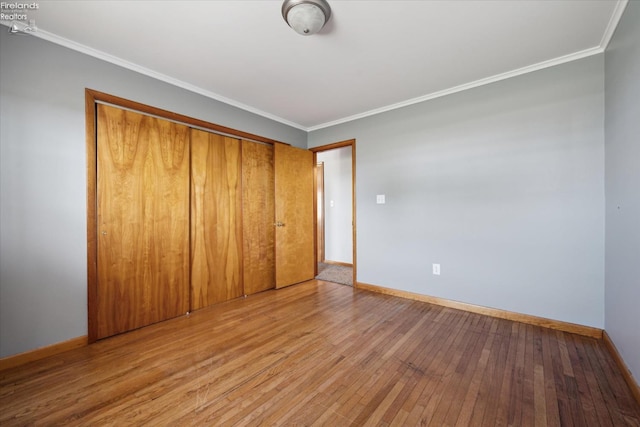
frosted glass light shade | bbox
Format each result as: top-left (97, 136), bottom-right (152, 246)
top-left (282, 0), bottom-right (331, 36)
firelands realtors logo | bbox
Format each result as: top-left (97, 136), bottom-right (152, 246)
top-left (1, 2), bottom-right (39, 31)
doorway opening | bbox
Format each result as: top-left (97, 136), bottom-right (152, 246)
top-left (311, 140), bottom-right (356, 287)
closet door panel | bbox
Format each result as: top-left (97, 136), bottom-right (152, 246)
top-left (96, 104), bottom-right (190, 339)
top-left (191, 130), bottom-right (243, 309)
top-left (242, 141), bottom-right (275, 295)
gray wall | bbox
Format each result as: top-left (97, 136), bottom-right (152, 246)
top-left (604, 1), bottom-right (640, 382)
top-left (317, 147), bottom-right (353, 264)
top-left (309, 55), bottom-right (605, 328)
top-left (0, 31), bottom-right (306, 358)
top-left (2, 14), bottom-right (628, 366)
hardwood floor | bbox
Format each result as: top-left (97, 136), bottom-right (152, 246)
top-left (1, 280), bottom-right (639, 426)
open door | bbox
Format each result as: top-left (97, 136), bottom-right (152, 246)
top-left (274, 143), bottom-right (315, 288)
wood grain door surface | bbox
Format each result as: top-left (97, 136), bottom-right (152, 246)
top-left (95, 104), bottom-right (315, 338)
top-left (242, 141), bottom-right (276, 295)
top-left (190, 130), bottom-right (243, 309)
top-left (274, 144), bottom-right (315, 288)
top-left (96, 104), bottom-right (190, 339)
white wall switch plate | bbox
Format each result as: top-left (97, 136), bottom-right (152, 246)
top-left (432, 264), bottom-right (440, 275)
top-left (376, 194), bottom-right (386, 204)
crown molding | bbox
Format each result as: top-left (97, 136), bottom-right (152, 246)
top-left (20, 27), bottom-right (308, 131)
top-left (600, 0), bottom-right (629, 49)
top-left (307, 0), bottom-right (628, 132)
top-left (307, 46), bottom-right (604, 132)
top-left (3, 0), bottom-right (628, 134)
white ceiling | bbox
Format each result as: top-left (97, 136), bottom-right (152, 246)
top-left (9, 0), bottom-right (627, 130)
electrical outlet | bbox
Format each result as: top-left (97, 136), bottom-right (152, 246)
top-left (376, 194), bottom-right (386, 204)
top-left (432, 264), bottom-right (440, 275)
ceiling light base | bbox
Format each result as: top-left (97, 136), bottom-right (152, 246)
top-left (282, 0), bottom-right (331, 36)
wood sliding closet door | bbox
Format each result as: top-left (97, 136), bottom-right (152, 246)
top-left (274, 143), bottom-right (315, 288)
top-left (92, 99), bottom-right (316, 340)
top-left (242, 140), bottom-right (275, 294)
top-left (96, 104), bottom-right (190, 340)
top-left (190, 130), bottom-right (243, 309)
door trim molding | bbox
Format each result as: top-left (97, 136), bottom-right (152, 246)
top-left (316, 162), bottom-right (325, 263)
top-left (310, 139), bottom-right (357, 286)
top-left (85, 91), bottom-right (98, 343)
top-left (85, 89), bottom-right (288, 145)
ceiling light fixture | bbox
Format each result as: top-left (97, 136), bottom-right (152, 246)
top-left (282, 0), bottom-right (331, 36)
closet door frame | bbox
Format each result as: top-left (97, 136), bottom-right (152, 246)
top-left (85, 89), bottom-right (287, 343)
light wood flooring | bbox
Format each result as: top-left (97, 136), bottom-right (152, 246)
top-left (1, 280), bottom-right (639, 426)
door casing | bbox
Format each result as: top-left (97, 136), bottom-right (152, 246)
top-left (310, 140), bottom-right (357, 286)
